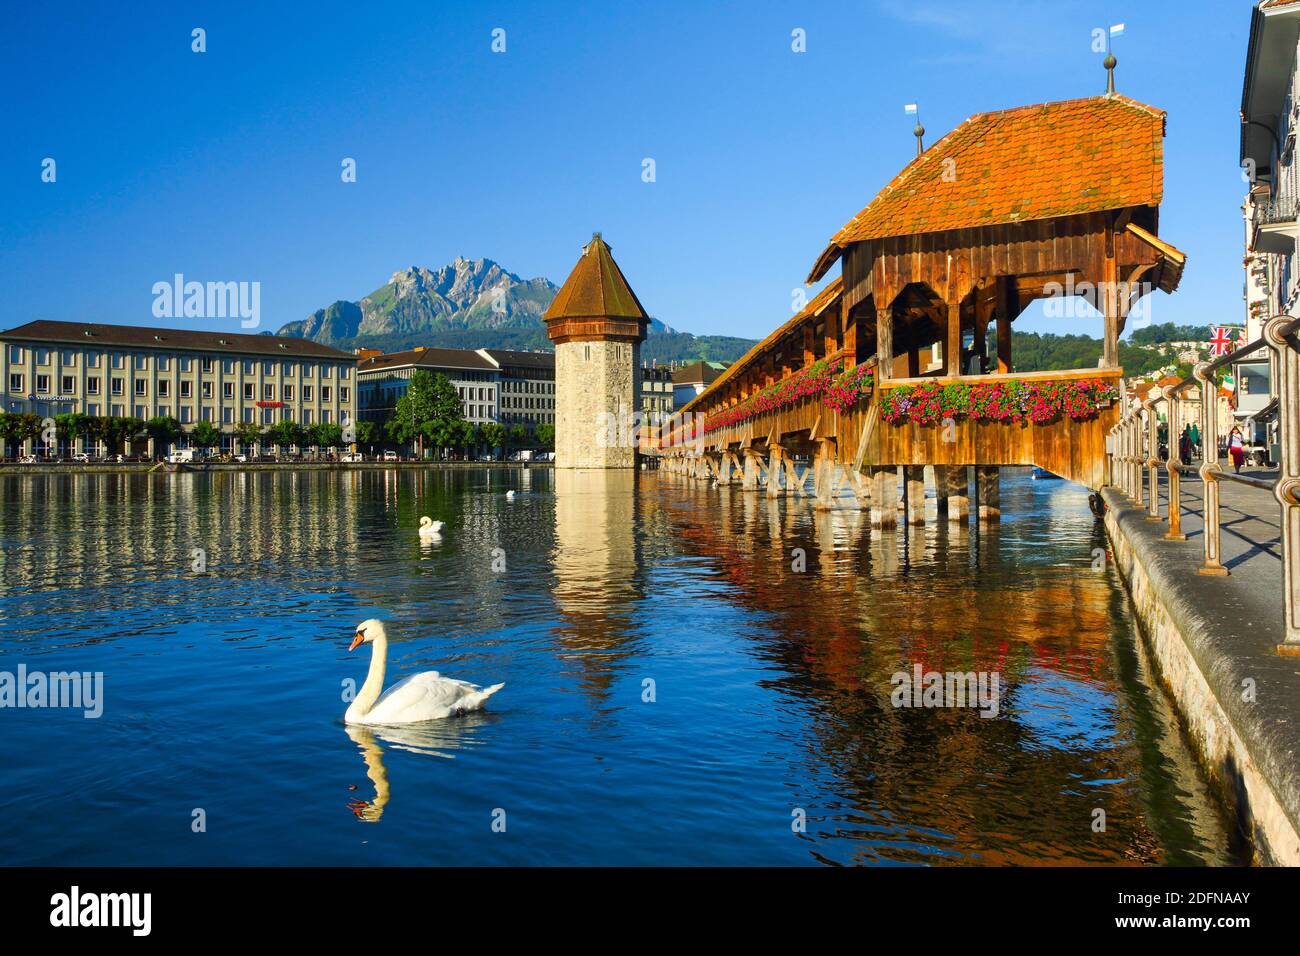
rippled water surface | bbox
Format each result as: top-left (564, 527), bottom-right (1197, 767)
top-left (0, 467), bottom-right (1242, 865)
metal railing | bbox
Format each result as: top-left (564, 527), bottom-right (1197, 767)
top-left (1108, 314), bottom-right (1300, 650)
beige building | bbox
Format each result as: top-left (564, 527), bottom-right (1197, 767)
top-left (0, 319), bottom-right (356, 456)
top-left (544, 234), bottom-right (650, 468)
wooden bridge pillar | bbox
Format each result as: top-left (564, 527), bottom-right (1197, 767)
top-left (783, 456), bottom-right (807, 496)
top-left (904, 465), bottom-right (926, 525)
top-left (766, 445), bottom-right (785, 499)
top-left (936, 465), bottom-right (970, 524)
top-left (977, 465), bottom-right (1001, 523)
top-left (814, 439), bottom-right (838, 511)
top-left (869, 465), bottom-right (899, 528)
top-left (742, 448), bottom-right (761, 491)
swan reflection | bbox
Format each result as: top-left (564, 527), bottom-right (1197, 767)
top-left (343, 715), bottom-right (491, 823)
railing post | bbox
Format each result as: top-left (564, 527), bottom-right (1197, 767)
top-left (1162, 384), bottom-right (1186, 541)
top-left (1130, 413), bottom-right (1144, 506)
top-left (1143, 397), bottom-right (1162, 521)
top-left (1194, 362), bottom-right (1228, 576)
top-left (1265, 315), bottom-right (1300, 652)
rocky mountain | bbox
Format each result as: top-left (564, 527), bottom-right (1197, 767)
top-left (275, 256), bottom-right (756, 362)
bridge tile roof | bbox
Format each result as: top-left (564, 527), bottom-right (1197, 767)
top-left (809, 94), bottom-right (1167, 282)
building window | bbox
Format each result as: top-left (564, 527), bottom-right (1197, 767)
top-left (8, 346), bottom-right (23, 363)
top-left (87, 353), bottom-right (101, 368)
top-left (340, 366), bottom-right (350, 380)
top-left (158, 356), bottom-right (170, 372)
top-left (340, 386), bottom-right (350, 403)
top-left (158, 405), bottom-right (170, 418)
top-left (263, 384), bottom-right (275, 400)
top-left (61, 350), bottom-right (76, 366)
top-left (111, 404), bottom-right (124, 417)
top-left (262, 361), bottom-right (273, 376)
top-left (242, 360), bottom-right (254, 375)
top-left (223, 359), bottom-right (234, 374)
top-left (179, 357), bottom-right (192, 372)
top-left (303, 385), bottom-right (313, 402)
top-left (61, 376), bottom-right (75, 394)
top-left (87, 377), bottom-right (100, 395)
top-left (112, 353), bottom-right (126, 369)
top-left (133, 354), bottom-right (146, 370)
top-left (158, 380), bottom-right (170, 397)
top-left (283, 385), bottom-right (294, 402)
top-left (222, 407), bottom-right (233, 424)
top-left (180, 407), bottom-right (192, 423)
top-left (36, 349), bottom-right (51, 366)
top-left (302, 408), bottom-right (313, 424)
top-left (283, 362), bottom-right (294, 377)
top-left (243, 383), bottom-right (254, 400)
top-left (303, 364), bottom-right (314, 377)
top-left (242, 408), bottom-right (253, 423)
top-left (135, 379), bottom-right (147, 396)
top-left (202, 358), bottom-right (214, 373)
top-left (111, 377), bottom-right (124, 396)
top-left (223, 382), bottom-right (234, 399)
top-left (262, 408), bottom-right (274, 424)
top-left (202, 382), bottom-right (213, 399)
top-left (8, 373), bottom-right (23, 393)
top-left (180, 381), bottom-right (192, 399)
top-left (322, 386), bottom-right (332, 402)
top-left (321, 409), bottom-right (331, 423)
top-left (134, 405), bottom-right (147, 419)
top-left (322, 365), bottom-right (333, 379)
top-left (201, 406), bottom-right (213, 422)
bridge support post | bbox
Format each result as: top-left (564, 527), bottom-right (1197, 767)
top-left (715, 453), bottom-right (731, 486)
top-left (869, 465), bottom-right (898, 529)
top-left (783, 456), bottom-right (806, 496)
top-left (814, 439), bottom-right (838, 511)
top-left (766, 445), bottom-right (785, 499)
top-left (977, 466), bottom-right (1001, 523)
top-left (937, 465), bottom-right (969, 524)
top-left (741, 448), bottom-right (761, 492)
top-left (847, 467), bottom-right (872, 510)
top-left (904, 465), bottom-right (926, 525)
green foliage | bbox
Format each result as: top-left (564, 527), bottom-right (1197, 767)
top-left (535, 422), bottom-right (555, 448)
top-left (388, 370), bottom-right (466, 454)
top-left (144, 416), bottom-right (182, 449)
top-left (234, 422), bottom-right (264, 447)
top-left (190, 420), bottom-right (222, 450)
top-left (480, 422), bottom-right (506, 450)
top-left (354, 420), bottom-right (379, 449)
top-left (264, 420), bottom-right (304, 449)
top-left (1127, 322), bottom-right (1214, 346)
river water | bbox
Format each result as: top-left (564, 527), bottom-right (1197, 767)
top-left (0, 467), bottom-right (1242, 865)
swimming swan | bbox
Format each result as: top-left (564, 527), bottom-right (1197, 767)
top-left (344, 619), bottom-right (504, 724)
top-left (418, 516), bottom-right (444, 538)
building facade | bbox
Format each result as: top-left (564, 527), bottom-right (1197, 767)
top-left (0, 320), bottom-right (356, 457)
top-left (671, 360), bottom-right (728, 411)
top-left (356, 347), bottom-right (501, 427)
top-left (1238, 0), bottom-right (1300, 457)
top-left (480, 349), bottom-right (555, 428)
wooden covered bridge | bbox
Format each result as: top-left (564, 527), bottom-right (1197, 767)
top-left (657, 92), bottom-right (1186, 524)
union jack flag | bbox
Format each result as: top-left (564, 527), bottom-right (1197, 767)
top-left (1209, 327), bottom-right (1235, 356)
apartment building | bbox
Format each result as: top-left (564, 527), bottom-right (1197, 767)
top-left (355, 347), bottom-right (501, 426)
top-left (0, 320), bottom-right (357, 456)
top-left (1238, 0), bottom-right (1300, 456)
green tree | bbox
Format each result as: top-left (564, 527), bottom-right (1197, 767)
top-left (392, 370), bottom-right (462, 457)
top-left (235, 422), bottom-right (264, 453)
top-left (102, 416), bottom-right (144, 456)
top-left (190, 420), bottom-right (222, 453)
top-left (535, 422), bottom-right (555, 449)
top-left (507, 424), bottom-right (529, 448)
top-left (355, 420), bottom-right (379, 453)
top-left (480, 422), bottom-right (506, 456)
top-left (264, 420), bottom-right (304, 453)
top-left (144, 416), bottom-right (182, 455)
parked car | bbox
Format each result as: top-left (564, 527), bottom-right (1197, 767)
top-left (341, 452), bottom-right (364, 463)
top-left (72, 452), bottom-right (92, 463)
top-left (167, 449), bottom-right (198, 464)
top-left (17, 455), bottom-right (37, 464)
top-left (382, 451), bottom-right (399, 462)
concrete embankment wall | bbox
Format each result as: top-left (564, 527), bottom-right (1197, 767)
top-left (0, 461), bottom-right (554, 477)
top-left (1102, 487), bottom-right (1300, 865)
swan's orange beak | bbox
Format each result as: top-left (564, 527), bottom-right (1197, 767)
top-left (349, 633), bottom-right (365, 651)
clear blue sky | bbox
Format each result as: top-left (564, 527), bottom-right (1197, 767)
top-left (0, 0), bottom-right (1254, 342)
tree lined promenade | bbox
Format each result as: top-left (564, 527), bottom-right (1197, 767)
top-left (0, 368), bottom-right (554, 462)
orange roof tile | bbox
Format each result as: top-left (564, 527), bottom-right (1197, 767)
top-left (544, 233), bottom-right (649, 322)
top-left (808, 94), bottom-right (1166, 282)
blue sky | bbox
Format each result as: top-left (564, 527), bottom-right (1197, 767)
top-left (0, 0), bottom-right (1254, 342)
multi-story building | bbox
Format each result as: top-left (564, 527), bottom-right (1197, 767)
top-left (0, 319), bottom-right (356, 457)
top-left (355, 346), bottom-right (502, 427)
top-left (1238, 0), bottom-right (1300, 457)
top-left (672, 360), bottom-right (729, 411)
top-left (640, 362), bottom-right (674, 418)
top-left (480, 349), bottom-right (555, 428)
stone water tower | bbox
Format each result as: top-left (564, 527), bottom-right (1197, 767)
top-left (544, 234), bottom-right (649, 468)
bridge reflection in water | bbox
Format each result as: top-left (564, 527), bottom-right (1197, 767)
top-left (645, 469), bottom-right (1241, 865)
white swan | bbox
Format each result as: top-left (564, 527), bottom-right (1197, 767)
top-left (345, 619), bottom-right (503, 724)
top-left (418, 516), bottom-right (444, 539)
top-left (505, 491), bottom-right (515, 500)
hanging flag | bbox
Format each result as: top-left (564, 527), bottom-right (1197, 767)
top-left (1110, 23), bottom-right (1126, 38)
top-left (904, 104), bottom-right (918, 115)
top-left (1208, 327), bottom-right (1234, 356)
top-left (1237, 329), bottom-right (1251, 349)
top-left (1222, 373), bottom-right (1236, 394)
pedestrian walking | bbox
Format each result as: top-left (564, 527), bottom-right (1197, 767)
top-left (1228, 426), bottom-right (1246, 474)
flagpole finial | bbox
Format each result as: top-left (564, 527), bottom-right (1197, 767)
top-left (905, 103), bottom-right (924, 156)
top-left (1104, 23), bottom-right (1124, 94)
